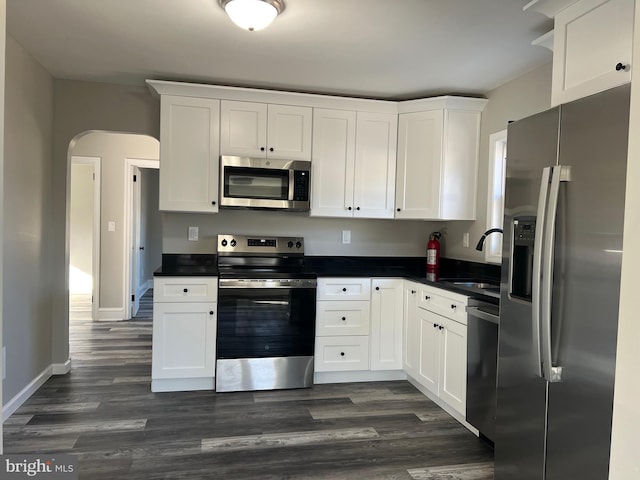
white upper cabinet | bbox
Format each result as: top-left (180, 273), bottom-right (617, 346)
top-left (311, 109), bottom-right (397, 219)
top-left (551, 0), bottom-right (634, 106)
top-left (395, 98), bottom-right (487, 220)
top-left (159, 95), bottom-right (220, 213)
top-left (220, 100), bottom-right (312, 161)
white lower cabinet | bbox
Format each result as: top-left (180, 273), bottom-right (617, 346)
top-left (315, 278), bottom-right (404, 379)
top-left (404, 281), bottom-right (469, 416)
top-left (151, 276), bottom-right (218, 392)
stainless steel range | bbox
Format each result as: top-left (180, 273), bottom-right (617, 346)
top-left (215, 234), bottom-right (317, 393)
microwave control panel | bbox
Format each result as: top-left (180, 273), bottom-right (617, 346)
top-left (293, 171), bottom-right (310, 201)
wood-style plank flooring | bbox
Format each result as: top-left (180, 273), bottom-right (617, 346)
top-left (4, 290), bottom-right (494, 479)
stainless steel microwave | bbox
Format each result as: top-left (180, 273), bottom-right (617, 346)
top-left (219, 156), bottom-right (311, 211)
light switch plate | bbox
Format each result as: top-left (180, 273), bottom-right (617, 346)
top-left (342, 230), bottom-right (351, 244)
top-left (463, 232), bottom-right (470, 248)
top-left (188, 226), bottom-right (199, 241)
top-left (108, 221), bottom-right (116, 232)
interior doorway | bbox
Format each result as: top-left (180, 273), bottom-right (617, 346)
top-left (69, 156), bottom-right (101, 321)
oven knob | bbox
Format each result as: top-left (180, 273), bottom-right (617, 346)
top-left (296, 241), bottom-right (302, 249)
top-left (287, 241), bottom-right (294, 248)
top-left (221, 239), bottom-right (228, 247)
top-left (230, 239), bottom-right (237, 247)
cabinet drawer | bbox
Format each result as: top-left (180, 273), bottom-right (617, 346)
top-left (418, 285), bottom-right (468, 324)
top-left (316, 278), bottom-right (371, 301)
top-left (314, 336), bottom-right (370, 372)
top-left (154, 277), bottom-right (218, 303)
top-left (316, 301), bottom-right (370, 336)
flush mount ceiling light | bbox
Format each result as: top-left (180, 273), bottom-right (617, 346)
top-left (219, 0), bottom-right (285, 31)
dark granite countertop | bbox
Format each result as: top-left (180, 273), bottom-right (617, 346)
top-left (154, 254), bottom-right (500, 302)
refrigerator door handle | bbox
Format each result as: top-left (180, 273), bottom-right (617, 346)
top-left (532, 167), bottom-right (551, 379)
top-left (541, 165), bottom-right (571, 383)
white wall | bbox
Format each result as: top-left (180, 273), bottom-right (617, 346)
top-left (163, 210), bottom-right (444, 257)
top-left (69, 163), bottom-right (94, 295)
top-left (69, 132), bottom-right (159, 318)
top-left (445, 62), bottom-right (553, 262)
top-left (3, 34), bottom-right (54, 404)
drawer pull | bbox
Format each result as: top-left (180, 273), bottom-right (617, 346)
top-left (411, 290), bottom-right (416, 294)
top-left (340, 352), bottom-right (345, 357)
top-left (451, 304), bottom-right (457, 310)
top-left (341, 316), bottom-right (346, 321)
top-left (375, 286), bottom-right (380, 291)
top-left (433, 323), bottom-right (438, 328)
top-left (209, 311), bottom-right (214, 315)
top-left (439, 325), bottom-right (444, 331)
top-left (425, 295), bottom-right (431, 300)
top-left (342, 288), bottom-right (347, 292)
top-left (183, 288), bottom-right (189, 293)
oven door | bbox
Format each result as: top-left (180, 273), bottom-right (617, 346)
top-left (216, 278), bottom-right (317, 392)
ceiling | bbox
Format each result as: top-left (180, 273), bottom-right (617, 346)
top-left (6, 0), bottom-right (553, 100)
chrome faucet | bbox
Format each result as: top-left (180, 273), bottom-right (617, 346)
top-left (475, 228), bottom-right (503, 251)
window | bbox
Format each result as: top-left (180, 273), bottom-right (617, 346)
top-left (485, 129), bottom-right (507, 264)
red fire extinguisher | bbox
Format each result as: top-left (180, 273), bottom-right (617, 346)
top-left (427, 232), bottom-right (442, 278)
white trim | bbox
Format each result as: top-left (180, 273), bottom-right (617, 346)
top-left (3, 365), bottom-right (52, 421)
top-left (313, 370), bottom-right (406, 384)
top-left (98, 307), bottom-right (126, 322)
top-left (151, 377), bottom-right (215, 392)
top-left (70, 156), bottom-right (101, 321)
top-left (52, 358), bottom-right (72, 375)
top-left (123, 158), bottom-right (159, 320)
top-left (485, 129), bottom-right (508, 264)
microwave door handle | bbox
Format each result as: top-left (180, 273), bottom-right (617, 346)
top-left (288, 168), bottom-right (295, 201)
top-left (532, 166), bottom-right (551, 379)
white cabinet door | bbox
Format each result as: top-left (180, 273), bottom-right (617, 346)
top-left (315, 336), bottom-right (370, 372)
top-left (267, 104), bottom-right (313, 161)
top-left (439, 317), bottom-right (467, 415)
top-left (403, 282), bottom-right (420, 378)
top-left (395, 110), bottom-right (443, 219)
top-left (353, 112), bottom-right (398, 219)
top-left (552, 0), bottom-right (633, 106)
top-left (370, 279), bottom-right (404, 370)
top-left (221, 101), bottom-right (312, 160)
top-left (417, 308), bottom-right (440, 396)
top-left (220, 100), bottom-right (267, 158)
top-left (316, 300), bottom-right (370, 336)
top-left (159, 95), bottom-right (220, 213)
top-left (151, 302), bottom-right (217, 379)
top-left (316, 278), bottom-right (371, 301)
top-left (311, 108), bottom-right (357, 217)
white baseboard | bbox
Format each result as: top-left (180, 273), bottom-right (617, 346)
top-left (3, 365), bottom-right (52, 421)
top-left (98, 307), bottom-right (125, 321)
top-left (314, 370), bottom-right (407, 384)
top-left (52, 358), bottom-right (72, 375)
top-left (151, 377), bottom-right (215, 392)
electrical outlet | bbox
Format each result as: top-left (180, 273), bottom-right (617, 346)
top-left (188, 226), bottom-right (199, 241)
top-left (342, 230), bottom-right (351, 244)
top-left (463, 232), bottom-right (470, 248)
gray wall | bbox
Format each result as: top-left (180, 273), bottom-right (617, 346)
top-left (70, 163), bottom-right (94, 295)
top-left (445, 62), bottom-right (553, 262)
top-left (3, 35), bottom-right (54, 403)
top-left (51, 80), bottom-right (159, 363)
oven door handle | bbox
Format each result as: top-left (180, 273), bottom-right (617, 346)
top-left (219, 278), bottom-right (317, 289)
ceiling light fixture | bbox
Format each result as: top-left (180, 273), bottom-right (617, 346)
top-left (219, 0), bottom-right (285, 32)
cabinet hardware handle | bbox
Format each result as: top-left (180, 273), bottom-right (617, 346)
top-left (451, 304), bottom-right (457, 309)
top-left (340, 352), bottom-right (345, 356)
top-left (341, 316), bottom-right (346, 321)
top-left (183, 288), bottom-right (188, 293)
top-left (212, 201), bottom-right (216, 205)
top-left (347, 206), bottom-right (352, 211)
top-left (375, 286), bottom-right (380, 291)
top-left (425, 295), bottom-right (430, 300)
top-left (342, 288), bottom-right (347, 292)
top-left (260, 147), bottom-right (265, 151)
top-left (356, 207), bottom-right (361, 211)
top-left (439, 325), bottom-right (444, 330)
top-left (209, 311), bottom-right (214, 315)
top-left (269, 147), bottom-right (274, 152)
top-left (433, 323), bottom-right (437, 328)
top-left (411, 290), bottom-right (416, 294)
top-left (397, 208), bottom-right (401, 212)
top-left (616, 62), bottom-right (628, 71)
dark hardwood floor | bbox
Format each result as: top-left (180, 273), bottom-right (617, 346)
top-left (4, 289), bottom-right (494, 479)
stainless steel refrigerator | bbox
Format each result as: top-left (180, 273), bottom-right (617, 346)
top-left (495, 83), bottom-right (630, 480)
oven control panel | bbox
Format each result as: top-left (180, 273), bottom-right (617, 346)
top-left (217, 234), bottom-right (304, 254)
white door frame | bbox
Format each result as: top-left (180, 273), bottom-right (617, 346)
top-left (124, 158), bottom-right (159, 319)
top-left (70, 155), bottom-right (101, 321)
